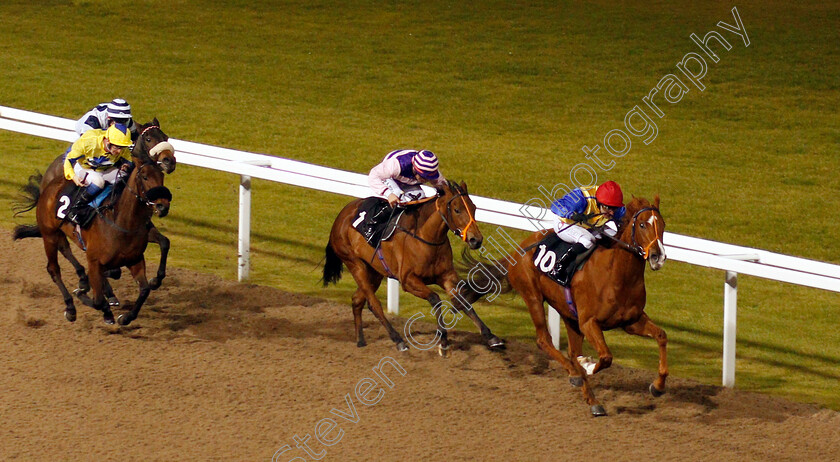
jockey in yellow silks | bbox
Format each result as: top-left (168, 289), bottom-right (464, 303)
top-left (63, 123), bottom-right (134, 227)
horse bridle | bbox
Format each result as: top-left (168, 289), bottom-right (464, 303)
top-left (125, 162), bottom-right (171, 207)
top-left (601, 206), bottom-right (663, 259)
top-left (435, 190), bottom-right (476, 242)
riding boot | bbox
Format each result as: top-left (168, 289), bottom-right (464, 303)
top-left (362, 202), bottom-right (393, 242)
top-left (66, 189), bottom-right (97, 228)
top-left (552, 243), bottom-right (587, 286)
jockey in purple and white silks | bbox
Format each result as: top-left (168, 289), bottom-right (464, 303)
top-left (74, 98), bottom-right (138, 141)
top-left (368, 149), bottom-right (448, 206)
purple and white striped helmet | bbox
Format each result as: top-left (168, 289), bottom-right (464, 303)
top-left (412, 150), bottom-right (440, 180)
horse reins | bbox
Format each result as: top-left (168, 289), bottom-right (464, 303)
top-left (435, 191), bottom-right (476, 243)
top-left (601, 206), bottom-right (663, 259)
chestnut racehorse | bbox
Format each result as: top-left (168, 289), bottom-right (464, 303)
top-left (463, 196), bottom-right (667, 416)
top-left (38, 119), bottom-right (176, 298)
top-left (323, 181), bottom-right (504, 354)
top-left (13, 154), bottom-right (172, 326)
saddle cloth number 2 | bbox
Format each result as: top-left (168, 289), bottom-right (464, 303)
top-left (56, 195), bottom-right (71, 219)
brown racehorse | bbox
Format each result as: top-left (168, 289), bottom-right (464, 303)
top-left (13, 153), bottom-right (172, 326)
top-left (323, 181), bottom-right (504, 354)
top-left (463, 196), bottom-right (667, 416)
top-left (38, 119), bottom-right (176, 298)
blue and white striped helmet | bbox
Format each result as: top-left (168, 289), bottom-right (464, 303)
top-left (412, 150), bottom-right (440, 180)
top-left (106, 98), bottom-right (132, 121)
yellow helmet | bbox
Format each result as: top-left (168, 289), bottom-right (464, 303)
top-left (106, 123), bottom-right (133, 147)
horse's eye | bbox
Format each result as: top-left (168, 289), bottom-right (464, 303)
top-left (454, 208), bottom-right (461, 214)
top-left (640, 223), bottom-right (646, 229)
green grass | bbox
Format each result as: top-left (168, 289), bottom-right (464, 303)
top-left (1, 1), bottom-right (838, 409)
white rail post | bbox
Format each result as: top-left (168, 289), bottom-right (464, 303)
top-left (238, 175), bottom-right (251, 282)
top-left (722, 270), bottom-right (738, 388)
top-left (387, 278), bottom-right (400, 314)
top-left (548, 305), bottom-right (561, 349)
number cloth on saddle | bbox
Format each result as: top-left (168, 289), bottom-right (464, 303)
top-left (352, 197), bottom-right (404, 247)
top-left (532, 232), bottom-right (594, 286)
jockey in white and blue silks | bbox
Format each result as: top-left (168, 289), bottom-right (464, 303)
top-left (368, 150), bottom-right (448, 206)
top-left (75, 98), bottom-right (138, 141)
top-left (547, 180), bottom-right (627, 285)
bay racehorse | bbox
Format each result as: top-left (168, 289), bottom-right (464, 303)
top-left (13, 152), bottom-right (172, 325)
top-left (37, 119), bottom-right (176, 298)
top-left (463, 196), bottom-right (667, 416)
top-left (323, 181), bottom-right (504, 354)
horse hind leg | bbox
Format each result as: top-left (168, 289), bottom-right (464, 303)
top-left (348, 263), bottom-right (407, 351)
top-left (624, 314), bottom-right (669, 397)
top-left (74, 263), bottom-right (115, 325)
top-left (56, 235), bottom-right (89, 295)
top-left (351, 289), bottom-right (367, 347)
top-left (43, 238), bottom-right (77, 322)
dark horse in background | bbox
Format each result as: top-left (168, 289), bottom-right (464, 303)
top-left (323, 181), bottom-right (504, 354)
top-left (13, 150), bottom-right (172, 326)
top-left (37, 119), bottom-right (176, 299)
top-left (462, 196), bottom-right (667, 416)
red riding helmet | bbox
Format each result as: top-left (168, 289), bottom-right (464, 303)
top-left (595, 181), bottom-right (624, 208)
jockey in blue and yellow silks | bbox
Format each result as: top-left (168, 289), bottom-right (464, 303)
top-left (548, 181), bottom-right (627, 285)
top-left (63, 123), bottom-right (134, 227)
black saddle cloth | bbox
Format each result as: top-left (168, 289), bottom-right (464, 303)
top-left (533, 232), bottom-right (593, 285)
top-left (352, 197), bottom-right (402, 247)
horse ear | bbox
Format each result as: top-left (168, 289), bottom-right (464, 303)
top-left (653, 194), bottom-right (660, 208)
top-left (460, 181), bottom-right (468, 193)
top-left (152, 117), bottom-right (160, 126)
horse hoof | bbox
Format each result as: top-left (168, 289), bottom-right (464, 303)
top-left (590, 405), bottom-right (607, 417)
top-left (104, 312), bottom-right (115, 325)
top-left (357, 340), bottom-right (367, 348)
top-left (108, 297), bottom-right (120, 307)
top-left (438, 344), bottom-right (451, 357)
top-left (117, 314), bottom-right (132, 326)
top-left (72, 287), bottom-right (88, 296)
top-left (64, 310), bottom-right (76, 323)
top-left (396, 342), bottom-right (409, 352)
top-left (487, 336), bottom-right (506, 350)
top-left (569, 376), bottom-right (584, 388)
top-left (149, 277), bottom-right (162, 290)
top-left (649, 383), bottom-right (666, 397)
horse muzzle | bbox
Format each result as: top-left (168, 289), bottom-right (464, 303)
top-left (647, 242), bottom-right (667, 271)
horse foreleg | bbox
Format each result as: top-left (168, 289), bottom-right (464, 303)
top-left (75, 262), bottom-right (115, 325)
top-left (56, 235), bottom-right (89, 294)
top-left (402, 275), bottom-right (451, 356)
top-left (118, 260), bottom-right (150, 326)
top-left (347, 262), bottom-right (406, 351)
top-left (103, 277), bottom-right (120, 307)
top-left (441, 274), bottom-right (504, 349)
top-left (43, 238), bottom-right (77, 322)
top-left (624, 314), bottom-right (668, 396)
top-left (147, 225), bottom-right (169, 290)
top-left (578, 318), bottom-right (612, 375)
top-left (561, 316), bottom-right (595, 376)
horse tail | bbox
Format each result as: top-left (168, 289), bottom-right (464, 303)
top-left (322, 241), bottom-right (344, 286)
top-left (12, 172), bottom-right (42, 217)
top-left (458, 248), bottom-right (514, 303)
top-left (12, 224), bottom-right (41, 240)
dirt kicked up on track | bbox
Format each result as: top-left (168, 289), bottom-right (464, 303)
top-left (1, 230), bottom-right (838, 461)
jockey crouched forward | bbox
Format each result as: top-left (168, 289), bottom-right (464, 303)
top-left (362, 149), bottom-right (448, 241)
top-left (549, 180), bottom-right (626, 285)
top-left (63, 123), bottom-right (134, 228)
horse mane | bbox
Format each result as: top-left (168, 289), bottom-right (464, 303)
top-left (617, 196), bottom-right (653, 231)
